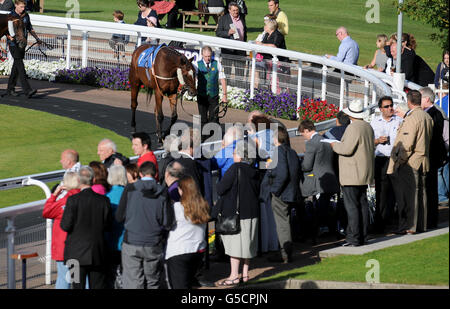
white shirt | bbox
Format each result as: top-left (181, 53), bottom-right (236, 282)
top-left (165, 202), bottom-right (206, 260)
top-left (370, 114), bottom-right (403, 157)
top-left (193, 59), bottom-right (226, 80)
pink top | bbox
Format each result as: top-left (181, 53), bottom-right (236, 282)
top-left (231, 16), bottom-right (245, 42)
top-left (91, 184), bottom-right (107, 195)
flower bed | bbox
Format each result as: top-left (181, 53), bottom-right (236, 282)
top-left (1, 61), bottom-right (338, 122)
top-left (297, 97), bottom-right (340, 122)
top-left (0, 58), bottom-right (76, 82)
top-left (54, 67), bottom-right (131, 90)
top-left (241, 88), bottom-right (339, 122)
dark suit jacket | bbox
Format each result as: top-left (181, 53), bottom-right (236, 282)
top-left (386, 47), bottom-right (415, 81)
top-left (267, 144), bottom-right (300, 203)
top-left (60, 188), bottom-right (112, 265)
top-left (196, 157), bottom-right (214, 207)
top-left (413, 55), bottom-right (435, 87)
top-left (401, 48), bottom-right (416, 81)
top-left (175, 153), bottom-right (204, 194)
top-left (300, 134), bottom-right (340, 196)
top-left (103, 152), bottom-right (130, 169)
top-left (216, 13), bottom-right (247, 56)
top-left (427, 105), bottom-right (446, 169)
top-left (158, 153), bottom-right (176, 184)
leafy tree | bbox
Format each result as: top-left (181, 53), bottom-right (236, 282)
top-left (396, 0), bottom-right (449, 50)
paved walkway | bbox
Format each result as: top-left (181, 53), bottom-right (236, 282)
top-left (0, 76), bottom-right (306, 153)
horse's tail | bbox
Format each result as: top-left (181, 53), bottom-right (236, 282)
top-left (144, 86), bottom-right (153, 108)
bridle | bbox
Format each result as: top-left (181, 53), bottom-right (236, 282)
top-left (148, 53), bottom-right (229, 119)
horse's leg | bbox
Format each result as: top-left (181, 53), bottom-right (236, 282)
top-left (154, 92), bottom-right (164, 144)
top-left (166, 93), bottom-right (178, 137)
top-left (130, 70), bottom-right (141, 133)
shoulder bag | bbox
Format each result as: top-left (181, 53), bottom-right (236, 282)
top-left (215, 167), bottom-right (241, 235)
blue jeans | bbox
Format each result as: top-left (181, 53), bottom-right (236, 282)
top-left (55, 261), bottom-right (70, 289)
top-left (56, 261), bottom-right (90, 289)
top-left (438, 162), bottom-right (449, 202)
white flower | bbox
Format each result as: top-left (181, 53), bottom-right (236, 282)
top-left (0, 58), bottom-right (79, 81)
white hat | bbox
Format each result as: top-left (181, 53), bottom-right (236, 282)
top-left (342, 99), bottom-right (369, 119)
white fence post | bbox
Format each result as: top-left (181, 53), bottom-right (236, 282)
top-left (297, 60), bottom-right (303, 119)
top-left (6, 217), bottom-right (16, 289)
top-left (272, 56), bottom-right (278, 94)
top-left (22, 178), bottom-right (52, 285)
top-left (372, 85), bottom-right (377, 107)
top-left (137, 32), bottom-right (142, 47)
top-left (66, 25), bottom-right (72, 70)
top-left (81, 31), bottom-right (88, 68)
top-left (340, 71), bottom-right (345, 111)
top-left (322, 65), bottom-right (327, 101)
top-left (250, 51), bottom-right (256, 99)
top-left (364, 80), bottom-right (369, 107)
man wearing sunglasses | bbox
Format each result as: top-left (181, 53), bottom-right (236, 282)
top-left (370, 96), bottom-right (402, 233)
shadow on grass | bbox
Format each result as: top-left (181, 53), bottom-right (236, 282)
top-left (43, 10), bottom-right (103, 14)
top-left (252, 271), bottom-right (308, 285)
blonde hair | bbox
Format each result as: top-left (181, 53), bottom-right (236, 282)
top-left (223, 126), bottom-right (244, 147)
top-left (396, 102), bottom-right (409, 113)
top-left (376, 34), bottom-right (388, 48)
top-left (179, 176), bottom-right (210, 224)
top-left (63, 172), bottom-right (80, 190)
top-left (265, 18), bottom-right (278, 32)
top-left (107, 165), bottom-right (128, 186)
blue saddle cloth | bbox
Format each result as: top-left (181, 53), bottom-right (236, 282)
top-left (137, 43), bottom-right (167, 69)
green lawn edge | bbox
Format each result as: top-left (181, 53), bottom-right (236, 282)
top-left (254, 233), bottom-right (449, 286)
top-left (0, 104), bottom-right (133, 208)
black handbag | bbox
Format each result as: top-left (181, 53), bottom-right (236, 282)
top-left (215, 167), bottom-right (241, 235)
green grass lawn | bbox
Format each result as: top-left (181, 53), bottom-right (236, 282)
top-left (39, 0), bottom-right (442, 69)
top-left (0, 104), bottom-right (133, 208)
top-left (256, 233), bottom-right (449, 286)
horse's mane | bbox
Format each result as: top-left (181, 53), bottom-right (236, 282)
top-left (164, 46), bottom-right (192, 67)
top-left (0, 14), bottom-right (21, 37)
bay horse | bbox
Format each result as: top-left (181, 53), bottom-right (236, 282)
top-left (129, 45), bottom-right (197, 143)
top-left (0, 13), bottom-right (28, 50)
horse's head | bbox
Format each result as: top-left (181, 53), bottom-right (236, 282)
top-left (177, 56), bottom-right (197, 97)
top-left (8, 16), bottom-right (27, 49)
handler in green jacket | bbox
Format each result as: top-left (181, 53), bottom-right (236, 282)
top-left (195, 46), bottom-right (228, 131)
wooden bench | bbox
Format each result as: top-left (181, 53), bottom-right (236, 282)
top-left (179, 10), bottom-right (224, 32)
top-left (11, 251), bottom-right (39, 289)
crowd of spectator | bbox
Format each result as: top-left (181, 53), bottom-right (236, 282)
top-left (42, 84), bottom-right (448, 289)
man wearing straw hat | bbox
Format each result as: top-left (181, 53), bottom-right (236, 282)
top-left (330, 99), bottom-right (375, 247)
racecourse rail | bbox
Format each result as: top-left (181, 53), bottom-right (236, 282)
top-left (0, 11), bottom-right (430, 289)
